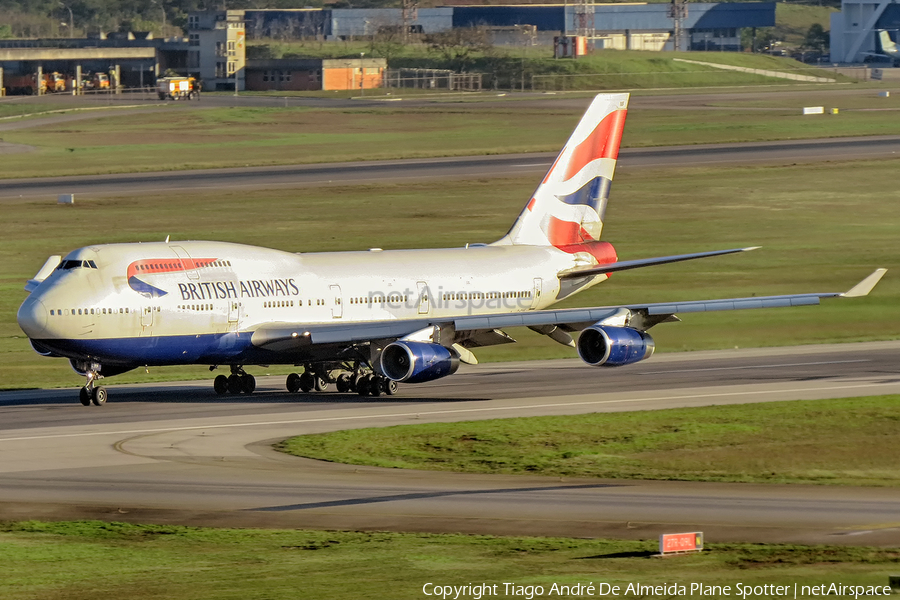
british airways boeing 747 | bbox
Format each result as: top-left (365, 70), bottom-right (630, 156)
top-left (16, 93), bottom-right (886, 406)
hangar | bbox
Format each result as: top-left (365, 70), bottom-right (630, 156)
top-left (246, 3), bottom-right (775, 51)
top-left (0, 37), bottom-right (185, 94)
top-left (1, 3), bottom-right (776, 95)
top-left (830, 0), bottom-right (900, 63)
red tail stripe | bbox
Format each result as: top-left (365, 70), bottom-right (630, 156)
top-left (562, 109), bottom-right (627, 182)
top-left (548, 217), bottom-right (593, 247)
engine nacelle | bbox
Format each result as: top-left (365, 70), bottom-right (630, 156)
top-left (576, 325), bottom-right (655, 367)
top-left (380, 341), bottom-right (460, 383)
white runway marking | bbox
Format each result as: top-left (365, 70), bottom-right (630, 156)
top-left (637, 359), bottom-right (870, 375)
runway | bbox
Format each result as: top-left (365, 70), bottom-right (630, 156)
top-left (4, 136), bottom-right (900, 200)
top-left (1, 341), bottom-right (898, 546)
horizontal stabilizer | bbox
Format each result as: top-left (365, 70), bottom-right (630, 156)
top-left (558, 247), bottom-right (758, 279)
top-left (840, 268), bottom-right (887, 298)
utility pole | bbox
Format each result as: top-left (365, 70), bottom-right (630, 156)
top-left (667, 0), bottom-right (688, 52)
top-left (60, 2), bottom-right (73, 38)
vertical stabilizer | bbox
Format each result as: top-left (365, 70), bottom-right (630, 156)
top-left (879, 30), bottom-right (899, 56)
top-left (498, 93), bottom-right (629, 248)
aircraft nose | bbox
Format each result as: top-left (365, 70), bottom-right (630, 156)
top-left (17, 296), bottom-right (48, 338)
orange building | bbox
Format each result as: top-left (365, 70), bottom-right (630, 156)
top-left (246, 58), bottom-right (386, 92)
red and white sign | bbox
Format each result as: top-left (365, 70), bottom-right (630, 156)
top-left (659, 532), bottom-right (703, 555)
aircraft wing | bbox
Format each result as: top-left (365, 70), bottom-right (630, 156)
top-left (250, 269), bottom-right (886, 351)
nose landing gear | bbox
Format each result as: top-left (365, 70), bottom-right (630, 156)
top-left (78, 367), bottom-right (107, 406)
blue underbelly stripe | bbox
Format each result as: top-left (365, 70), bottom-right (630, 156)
top-left (34, 333), bottom-right (256, 366)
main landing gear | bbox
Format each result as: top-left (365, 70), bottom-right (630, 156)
top-left (285, 366), bottom-right (399, 397)
top-left (78, 367), bottom-right (107, 406)
top-left (213, 366), bottom-right (256, 396)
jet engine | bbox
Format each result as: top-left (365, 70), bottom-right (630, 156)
top-left (380, 341), bottom-right (460, 383)
top-left (576, 325), bottom-right (655, 367)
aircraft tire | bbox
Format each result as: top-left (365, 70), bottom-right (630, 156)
top-left (227, 374), bottom-right (242, 394)
top-left (79, 387), bottom-right (91, 406)
top-left (91, 386), bottom-right (107, 406)
top-left (384, 379), bottom-right (399, 395)
top-left (357, 375), bottom-right (371, 396)
top-left (214, 375), bottom-right (229, 395)
top-left (336, 373), bottom-right (351, 393)
top-left (369, 377), bottom-right (383, 397)
top-left (286, 373), bottom-right (301, 393)
top-left (299, 371), bottom-right (314, 393)
top-left (241, 374), bottom-right (256, 394)
top-left (314, 376), bottom-right (329, 392)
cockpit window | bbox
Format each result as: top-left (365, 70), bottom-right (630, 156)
top-left (56, 259), bottom-right (98, 271)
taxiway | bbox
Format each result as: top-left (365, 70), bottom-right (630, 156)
top-left (1, 341), bottom-right (898, 546)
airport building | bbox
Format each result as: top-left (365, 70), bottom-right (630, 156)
top-left (830, 0), bottom-right (900, 63)
top-left (187, 10), bottom-right (247, 92)
top-left (1, 3), bottom-right (776, 95)
top-left (245, 58), bottom-right (387, 92)
top-left (246, 3), bottom-right (775, 52)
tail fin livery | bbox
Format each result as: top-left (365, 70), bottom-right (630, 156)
top-left (879, 30), bottom-right (899, 56)
top-left (499, 93), bottom-right (629, 250)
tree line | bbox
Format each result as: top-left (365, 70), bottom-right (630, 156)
top-left (0, 0), bottom-right (357, 39)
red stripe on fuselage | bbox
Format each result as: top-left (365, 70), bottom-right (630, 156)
top-left (126, 258), bottom-right (218, 280)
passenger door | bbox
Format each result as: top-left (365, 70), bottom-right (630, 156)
top-left (417, 281), bottom-right (430, 315)
top-left (330, 284), bottom-right (343, 318)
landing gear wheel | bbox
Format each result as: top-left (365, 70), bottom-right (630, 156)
top-left (214, 375), bottom-right (229, 395)
top-left (79, 387), bottom-right (91, 406)
top-left (357, 374), bottom-right (371, 396)
top-left (384, 379), bottom-right (399, 395)
top-left (91, 386), bottom-right (107, 406)
top-left (314, 376), bottom-right (329, 392)
top-left (227, 374), bottom-right (243, 394)
top-left (286, 373), bottom-right (301, 393)
top-left (336, 373), bottom-right (351, 393)
top-left (299, 371), bottom-right (314, 393)
top-left (241, 374), bottom-right (256, 394)
top-left (368, 376), bottom-right (383, 397)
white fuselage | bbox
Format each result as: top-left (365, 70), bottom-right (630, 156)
top-left (18, 240), bottom-right (605, 367)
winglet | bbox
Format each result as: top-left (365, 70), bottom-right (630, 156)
top-left (841, 268), bottom-right (887, 298)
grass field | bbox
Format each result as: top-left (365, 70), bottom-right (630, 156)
top-left (0, 520), bottom-right (896, 600)
top-left (773, 4), bottom-right (838, 47)
top-left (278, 395), bottom-right (900, 487)
top-left (2, 152), bottom-right (898, 390)
top-left (2, 90), bottom-right (900, 179)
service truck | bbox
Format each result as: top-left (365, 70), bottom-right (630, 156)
top-left (157, 76), bottom-right (199, 100)
top-left (45, 72), bottom-right (67, 92)
top-left (3, 74), bottom-right (46, 95)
